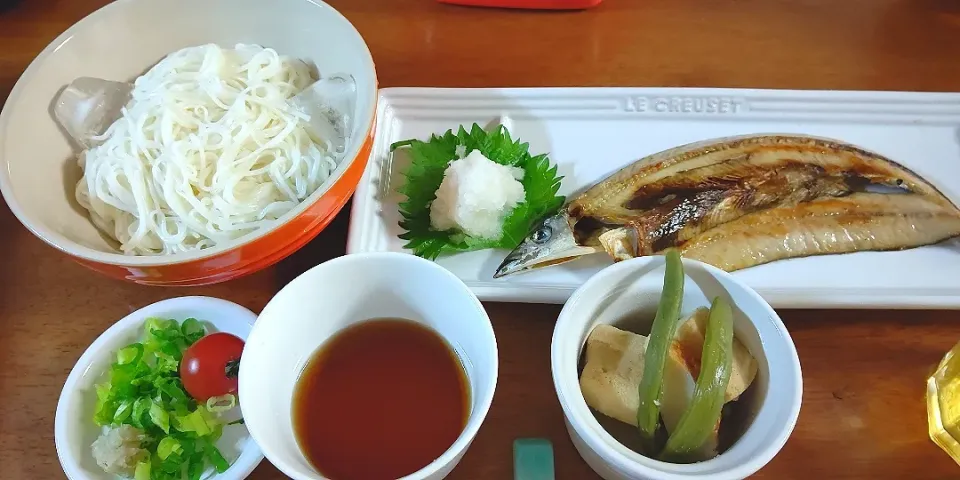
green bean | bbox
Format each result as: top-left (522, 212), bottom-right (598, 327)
top-left (660, 296), bottom-right (734, 461)
top-left (636, 249), bottom-right (685, 454)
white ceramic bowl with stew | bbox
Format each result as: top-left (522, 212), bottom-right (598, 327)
top-left (552, 256), bottom-right (803, 480)
top-left (238, 252), bottom-right (499, 480)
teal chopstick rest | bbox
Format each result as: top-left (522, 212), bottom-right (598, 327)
top-left (513, 438), bottom-right (555, 480)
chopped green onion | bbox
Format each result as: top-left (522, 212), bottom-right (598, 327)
top-left (93, 383), bottom-right (116, 426)
top-left (110, 363), bottom-right (140, 395)
top-left (159, 454), bottom-right (182, 474)
top-left (144, 317), bottom-right (167, 334)
top-left (209, 424), bottom-right (224, 442)
top-left (203, 439), bottom-right (230, 473)
top-left (180, 318), bottom-right (205, 344)
top-left (112, 399), bottom-right (133, 424)
top-left (155, 353), bottom-right (180, 374)
top-left (117, 343), bottom-right (144, 365)
top-left (92, 316), bottom-right (238, 479)
top-left (174, 409), bottom-right (214, 436)
top-left (187, 451), bottom-right (206, 480)
top-left (131, 397), bottom-right (152, 430)
top-left (150, 401), bottom-right (170, 434)
top-left (95, 382), bottom-right (112, 402)
top-left (157, 436), bottom-right (183, 460)
top-left (155, 377), bottom-right (189, 406)
top-left (178, 436), bottom-right (196, 456)
top-left (93, 401), bottom-right (117, 427)
top-left (134, 461), bottom-right (151, 480)
top-left (206, 394), bottom-right (237, 413)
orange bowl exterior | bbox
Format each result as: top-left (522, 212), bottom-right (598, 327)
top-left (71, 118), bottom-right (377, 287)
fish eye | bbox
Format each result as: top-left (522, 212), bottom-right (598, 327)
top-left (532, 226), bottom-right (552, 244)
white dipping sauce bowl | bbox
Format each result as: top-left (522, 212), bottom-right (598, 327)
top-left (238, 252), bottom-right (499, 480)
top-left (552, 256), bottom-right (803, 480)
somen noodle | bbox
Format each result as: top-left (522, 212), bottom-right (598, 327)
top-left (75, 43), bottom-right (339, 256)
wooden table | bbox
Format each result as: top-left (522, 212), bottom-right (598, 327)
top-left (2, 0), bottom-right (960, 478)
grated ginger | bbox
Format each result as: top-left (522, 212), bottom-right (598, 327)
top-left (91, 424), bottom-right (148, 477)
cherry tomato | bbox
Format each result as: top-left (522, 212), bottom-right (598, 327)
top-left (180, 332), bottom-right (245, 402)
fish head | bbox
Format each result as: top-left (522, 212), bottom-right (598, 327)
top-left (494, 211), bottom-right (599, 278)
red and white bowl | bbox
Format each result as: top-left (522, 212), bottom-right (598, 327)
top-left (0, 0), bottom-right (378, 286)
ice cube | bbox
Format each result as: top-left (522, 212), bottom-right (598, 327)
top-left (290, 73), bottom-right (357, 158)
top-left (53, 77), bottom-right (133, 149)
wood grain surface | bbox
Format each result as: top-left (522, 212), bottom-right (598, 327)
top-left (2, 0), bottom-right (960, 478)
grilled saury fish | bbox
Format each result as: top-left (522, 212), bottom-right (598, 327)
top-left (494, 134), bottom-right (960, 278)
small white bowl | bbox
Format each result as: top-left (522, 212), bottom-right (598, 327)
top-left (55, 296), bottom-right (264, 480)
top-left (552, 256), bottom-right (803, 480)
top-left (238, 252), bottom-right (499, 480)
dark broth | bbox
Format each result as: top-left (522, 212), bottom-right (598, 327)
top-left (292, 318), bottom-right (470, 480)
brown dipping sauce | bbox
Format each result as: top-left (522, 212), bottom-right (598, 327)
top-left (292, 318), bottom-right (470, 480)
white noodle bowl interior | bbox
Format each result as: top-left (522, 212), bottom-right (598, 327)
top-left (76, 44), bottom-right (339, 256)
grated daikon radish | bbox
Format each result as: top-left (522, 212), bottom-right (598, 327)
top-left (429, 149), bottom-right (525, 240)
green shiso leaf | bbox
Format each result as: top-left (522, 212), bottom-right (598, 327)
top-left (393, 123), bottom-right (565, 260)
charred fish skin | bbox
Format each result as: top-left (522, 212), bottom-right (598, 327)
top-left (494, 133), bottom-right (960, 278)
top-left (571, 133), bottom-right (956, 258)
top-left (572, 133), bottom-right (949, 215)
top-left (614, 163), bottom-right (855, 255)
top-left (675, 192), bottom-right (960, 272)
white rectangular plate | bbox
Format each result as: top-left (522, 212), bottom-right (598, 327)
top-left (346, 87), bottom-right (960, 309)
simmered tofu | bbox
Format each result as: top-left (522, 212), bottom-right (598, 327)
top-left (578, 309), bottom-right (759, 460)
